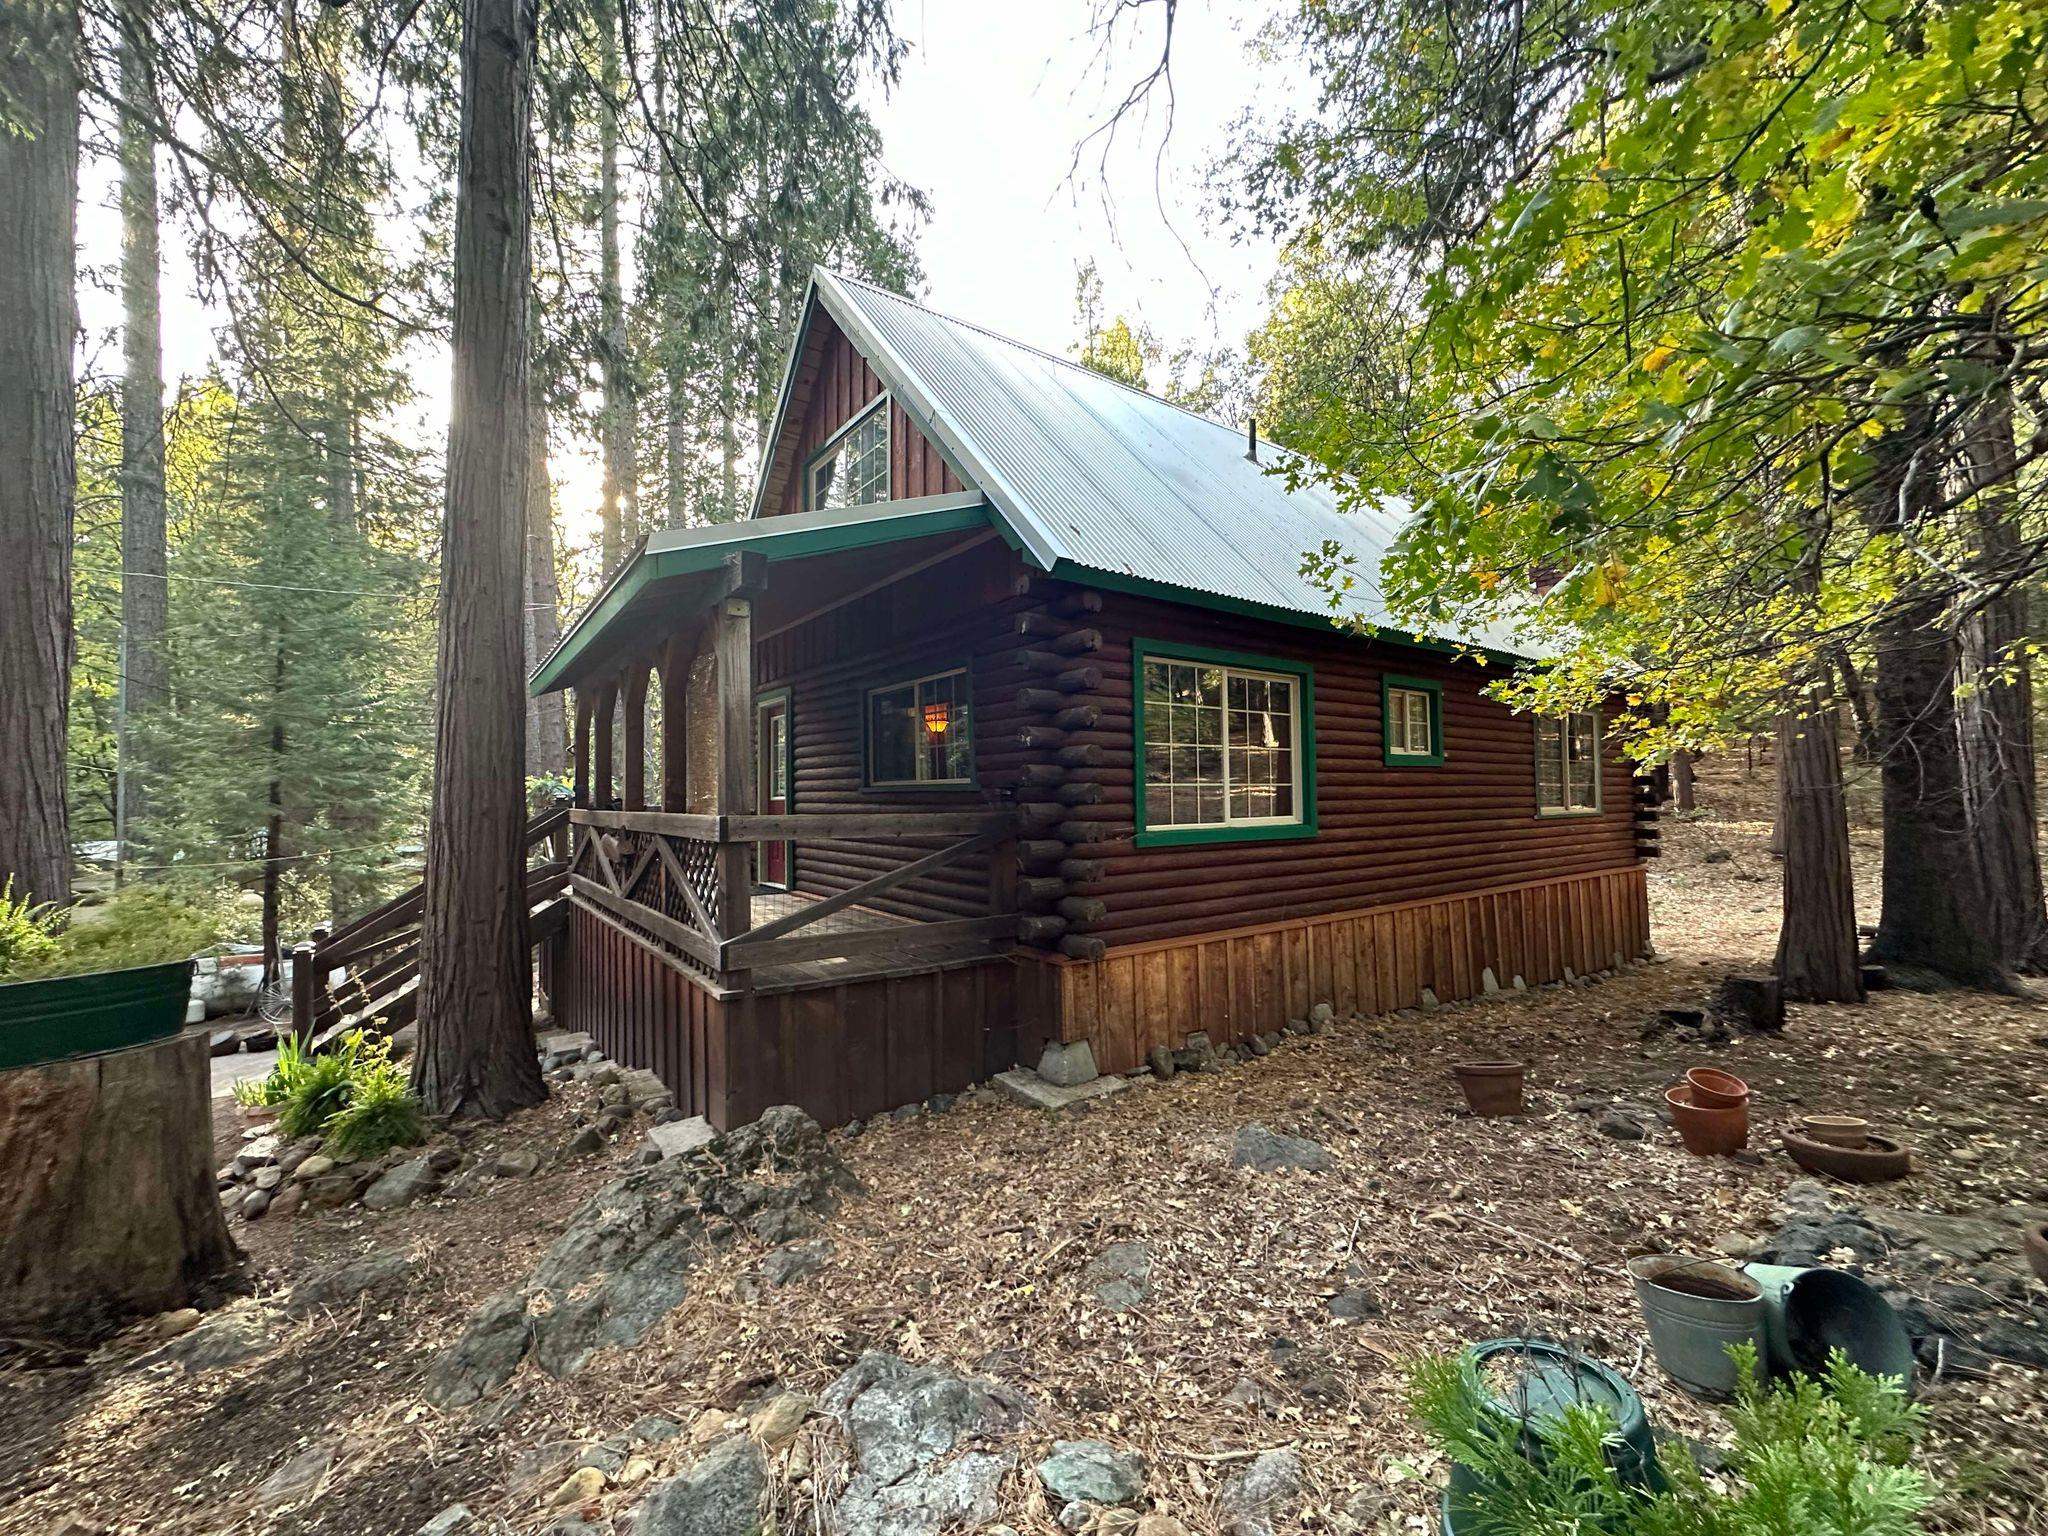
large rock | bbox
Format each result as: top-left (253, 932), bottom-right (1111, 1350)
top-left (286, 1249), bottom-right (415, 1319)
top-left (531, 1235), bottom-right (694, 1378)
top-left (1084, 1242), bottom-right (1152, 1313)
top-left (361, 1157), bottom-right (440, 1212)
top-left (423, 1290), bottom-right (532, 1408)
top-left (1219, 1448), bottom-right (1302, 1536)
top-left (139, 1302), bottom-right (276, 1373)
top-left (819, 1352), bottom-right (1035, 1536)
top-left (1036, 1440), bottom-right (1145, 1505)
top-left (255, 1442), bottom-right (335, 1511)
top-left (1037, 1041), bottom-right (1099, 1088)
top-left (636, 1436), bottom-right (768, 1536)
top-left (1231, 1124), bottom-right (1331, 1174)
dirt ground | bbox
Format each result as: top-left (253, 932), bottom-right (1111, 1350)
top-left (4, 755), bottom-right (2045, 1536)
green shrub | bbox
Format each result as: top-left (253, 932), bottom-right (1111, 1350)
top-left (231, 1035), bottom-right (312, 1108)
top-left (4, 885), bottom-right (230, 981)
top-left (0, 878), bottom-right (60, 981)
top-left (322, 1060), bottom-right (429, 1159)
top-left (1410, 1342), bottom-right (1930, 1536)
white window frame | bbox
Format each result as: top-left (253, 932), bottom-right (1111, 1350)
top-left (1535, 710), bottom-right (1602, 816)
top-left (864, 666), bottom-right (973, 787)
top-left (1140, 657), bottom-right (1306, 832)
top-left (1386, 685), bottom-right (1436, 760)
top-left (805, 395), bottom-right (891, 512)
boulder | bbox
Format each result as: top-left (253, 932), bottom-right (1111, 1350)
top-left (1594, 1107), bottom-right (1652, 1142)
top-left (1037, 1040), bottom-right (1099, 1088)
top-left (1084, 1241), bottom-right (1152, 1313)
top-left (361, 1157), bottom-right (439, 1211)
top-left (647, 1116), bottom-right (719, 1161)
top-left (140, 1303), bottom-right (275, 1373)
top-left (1219, 1448), bottom-right (1302, 1536)
top-left (1232, 1124), bottom-right (1331, 1174)
top-left (749, 1391), bottom-right (812, 1448)
top-left (636, 1436), bottom-right (768, 1536)
top-left (286, 1249), bottom-right (416, 1318)
top-left (1146, 1045), bottom-right (1175, 1081)
top-left (255, 1442), bottom-right (335, 1511)
top-left (1328, 1286), bottom-right (1382, 1321)
top-left (423, 1290), bottom-right (532, 1408)
top-left (494, 1148), bottom-right (543, 1179)
top-left (760, 1239), bottom-right (834, 1288)
top-left (418, 1504), bottom-right (477, 1536)
top-left (819, 1352), bottom-right (1035, 1536)
top-left (1036, 1440), bottom-right (1145, 1505)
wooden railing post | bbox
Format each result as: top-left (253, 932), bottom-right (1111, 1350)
top-left (621, 663), bottom-right (650, 810)
top-left (290, 931), bottom-right (321, 1048)
top-left (713, 552), bottom-right (765, 975)
top-left (572, 689), bottom-right (593, 807)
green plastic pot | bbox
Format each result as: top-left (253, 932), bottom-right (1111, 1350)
top-left (1441, 1338), bottom-right (1663, 1534)
top-left (1741, 1263), bottom-right (1915, 1390)
top-left (0, 960), bottom-right (196, 1072)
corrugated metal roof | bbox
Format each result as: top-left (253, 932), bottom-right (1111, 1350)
top-left (809, 269), bottom-right (1537, 660)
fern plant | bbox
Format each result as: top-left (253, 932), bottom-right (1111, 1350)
top-left (321, 1055), bottom-right (427, 1159)
top-left (1411, 1342), bottom-right (1930, 1536)
top-left (0, 878), bottom-right (60, 981)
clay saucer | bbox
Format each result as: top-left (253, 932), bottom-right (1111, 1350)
top-left (1781, 1128), bottom-right (1912, 1183)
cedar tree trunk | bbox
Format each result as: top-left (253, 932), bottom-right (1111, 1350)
top-left (413, 0), bottom-right (547, 1119)
top-left (0, 0), bottom-right (80, 908)
top-left (1671, 750), bottom-right (1696, 813)
top-left (1774, 697), bottom-right (1863, 1002)
top-left (525, 388), bottom-right (567, 781)
top-left (118, 10), bottom-right (168, 837)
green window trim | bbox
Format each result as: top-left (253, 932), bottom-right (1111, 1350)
top-left (1381, 674), bottom-right (1445, 767)
top-left (861, 662), bottom-right (979, 791)
top-left (1131, 638), bottom-right (1318, 849)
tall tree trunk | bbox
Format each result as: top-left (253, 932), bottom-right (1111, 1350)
top-left (1670, 750), bottom-right (1696, 813)
top-left (1834, 646), bottom-right (1878, 762)
top-left (1775, 693), bottom-right (1863, 1002)
top-left (413, 0), bottom-right (547, 1119)
top-left (1865, 402), bottom-right (2008, 988)
top-left (525, 389), bottom-right (567, 781)
top-left (1956, 375), bottom-right (2048, 970)
top-left (117, 10), bottom-right (167, 857)
top-left (598, 0), bottom-right (634, 570)
top-left (0, 0), bottom-right (80, 908)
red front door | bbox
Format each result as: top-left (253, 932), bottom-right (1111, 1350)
top-left (756, 696), bottom-right (790, 889)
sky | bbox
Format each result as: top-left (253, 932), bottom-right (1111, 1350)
top-left (73, 0), bottom-right (1289, 553)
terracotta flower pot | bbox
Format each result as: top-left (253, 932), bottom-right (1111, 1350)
top-left (1452, 1061), bottom-right (1526, 1117)
top-left (2024, 1223), bottom-right (2048, 1286)
top-left (1665, 1083), bottom-right (1749, 1155)
top-left (1799, 1114), bottom-right (1870, 1149)
top-left (1780, 1129), bottom-right (1912, 1184)
top-left (1685, 1066), bottom-right (1749, 1110)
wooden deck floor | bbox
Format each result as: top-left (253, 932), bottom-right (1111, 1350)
top-left (745, 889), bottom-right (1006, 992)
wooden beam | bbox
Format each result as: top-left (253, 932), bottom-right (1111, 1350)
top-left (592, 681), bottom-right (617, 809)
top-left (620, 663), bottom-right (651, 811)
top-left (660, 633), bottom-right (693, 812)
top-left (712, 585), bottom-right (755, 951)
top-left (724, 830), bottom-right (1003, 951)
top-left (573, 807), bottom-right (722, 839)
top-left (723, 913), bottom-right (1015, 971)
top-left (723, 811), bottom-right (1012, 840)
top-left (572, 690), bottom-right (593, 807)
top-left (570, 875), bottom-right (723, 971)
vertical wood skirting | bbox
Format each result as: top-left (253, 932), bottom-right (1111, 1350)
top-left (1049, 866), bottom-right (1651, 1076)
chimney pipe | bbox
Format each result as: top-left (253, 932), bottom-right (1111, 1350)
top-left (1245, 416), bottom-right (1259, 463)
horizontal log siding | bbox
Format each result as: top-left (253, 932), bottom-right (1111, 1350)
top-left (1068, 592), bottom-right (1642, 945)
top-left (1054, 865), bottom-right (1651, 1075)
top-left (769, 315), bottom-right (960, 518)
top-left (755, 540), bottom-right (1029, 923)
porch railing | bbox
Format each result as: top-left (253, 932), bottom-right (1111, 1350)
top-left (567, 806), bottom-right (1018, 986)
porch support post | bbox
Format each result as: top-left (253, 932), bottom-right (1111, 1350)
top-left (621, 662), bottom-right (651, 810)
top-left (714, 551), bottom-right (766, 958)
top-left (572, 689), bottom-right (592, 807)
top-left (660, 633), bottom-right (692, 812)
top-left (593, 680), bottom-right (617, 809)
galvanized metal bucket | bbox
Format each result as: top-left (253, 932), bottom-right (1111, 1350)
top-left (1742, 1263), bottom-right (1916, 1389)
top-left (0, 960), bottom-right (197, 1072)
top-left (1628, 1254), bottom-right (1768, 1400)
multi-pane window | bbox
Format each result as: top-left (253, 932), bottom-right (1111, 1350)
top-left (808, 399), bottom-right (890, 511)
top-left (1140, 657), bottom-right (1301, 830)
top-left (1384, 682), bottom-right (1440, 763)
top-left (867, 669), bottom-right (973, 786)
top-left (1535, 711), bottom-right (1600, 813)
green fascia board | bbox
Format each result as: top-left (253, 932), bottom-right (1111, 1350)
top-left (1382, 672), bottom-right (1447, 767)
top-left (530, 494), bottom-right (993, 696)
top-left (1130, 636), bottom-right (1319, 851)
top-left (1051, 560), bottom-right (1536, 670)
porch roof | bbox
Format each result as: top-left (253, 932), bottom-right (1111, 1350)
top-left (528, 491), bottom-right (993, 694)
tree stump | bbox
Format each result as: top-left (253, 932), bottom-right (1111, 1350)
top-left (0, 1031), bottom-right (238, 1339)
top-left (1713, 974), bottom-right (1786, 1033)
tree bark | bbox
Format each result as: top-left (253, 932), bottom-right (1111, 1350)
top-left (413, 0), bottom-right (547, 1120)
top-left (118, 9), bottom-right (167, 849)
top-left (1774, 696), bottom-right (1863, 1002)
top-left (597, 0), bottom-right (634, 570)
top-left (1956, 377), bottom-right (2048, 970)
top-left (1670, 750), bottom-right (1696, 813)
top-left (0, 1032), bottom-right (238, 1341)
top-left (0, 0), bottom-right (80, 908)
top-left (1865, 402), bottom-right (2009, 988)
top-left (525, 388), bottom-right (567, 782)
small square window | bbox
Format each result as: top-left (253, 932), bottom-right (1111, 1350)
top-left (866, 668), bottom-right (973, 786)
top-left (1382, 677), bottom-right (1444, 766)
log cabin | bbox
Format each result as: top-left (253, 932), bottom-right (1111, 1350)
top-left (528, 269), bottom-right (1656, 1129)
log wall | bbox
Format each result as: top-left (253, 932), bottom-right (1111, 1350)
top-left (1047, 865), bottom-right (1652, 1076)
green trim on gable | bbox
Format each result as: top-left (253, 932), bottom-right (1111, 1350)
top-left (1381, 673), bottom-right (1446, 767)
top-left (1130, 637), bottom-right (1318, 850)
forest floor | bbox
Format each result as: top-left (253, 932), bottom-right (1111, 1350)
top-left (4, 756), bottom-right (2046, 1536)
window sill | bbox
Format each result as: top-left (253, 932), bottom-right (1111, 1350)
top-left (1385, 752), bottom-right (1446, 769)
top-left (1135, 821), bottom-right (1318, 849)
top-left (1535, 806), bottom-right (1603, 818)
top-left (863, 780), bottom-right (979, 793)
